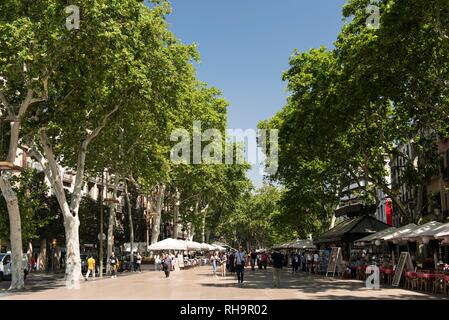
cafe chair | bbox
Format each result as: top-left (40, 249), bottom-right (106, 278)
top-left (405, 272), bottom-right (418, 290)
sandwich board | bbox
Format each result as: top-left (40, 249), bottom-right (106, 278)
top-left (326, 247), bottom-right (343, 277)
top-left (392, 252), bottom-right (414, 287)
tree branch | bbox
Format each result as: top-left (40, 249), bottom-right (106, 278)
top-left (0, 91), bottom-right (15, 116)
top-left (28, 143), bottom-right (52, 183)
top-left (38, 128), bottom-right (72, 220)
top-left (29, 76), bottom-right (49, 105)
top-left (83, 106), bottom-right (119, 148)
top-left (70, 105), bottom-right (119, 213)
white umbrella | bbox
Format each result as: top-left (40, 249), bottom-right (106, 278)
top-left (383, 223), bottom-right (418, 243)
top-left (148, 238), bottom-right (187, 251)
top-left (212, 244), bottom-right (226, 251)
top-left (201, 243), bottom-right (216, 251)
top-left (184, 240), bottom-right (203, 251)
top-left (399, 221), bottom-right (444, 243)
top-left (435, 223), bottom-right (449, 244)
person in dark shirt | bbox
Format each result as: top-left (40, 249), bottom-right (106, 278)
top-left (250, 251), bottom-right (257, 271)
top-left (271, 250), bottom-right (283, 287)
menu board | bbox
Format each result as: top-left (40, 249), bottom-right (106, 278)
top-left (326, 247), bottom-right (343, 277)
top-left (319, 250), bottom-right (330, 274)
top-left (392, 252), bottom-right (414, 287)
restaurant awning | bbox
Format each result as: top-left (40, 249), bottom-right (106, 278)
top-left (314, 215), bottom-right (390, 244)
top-left (382, 223), bottom-right (418, 242)
top-left (289, 239), bottom-right (316, 249)
top-left (390, 221), bottom-right (443, 242)
top-left (354, 226), bottom-right (397, 245)
top-left (273, 239), bottom-right (316, 250)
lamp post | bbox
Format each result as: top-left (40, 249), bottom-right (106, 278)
top-left (99, 170), bottom-right (105, 277)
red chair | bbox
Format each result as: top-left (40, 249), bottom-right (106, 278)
top-left (444, 275), bottom-right (449, 296)
top-left (417, 273), bottom-right (435, 292)
top-left (405, 272), bottom-right (418, 290)
top-left (432, 273), bottom-right (445, 295)
top-left (384, 268), bottom-right (395, 285)
top-left (356, 266), bottom-right (366, 280)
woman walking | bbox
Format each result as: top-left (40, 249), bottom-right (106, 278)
top-left (220, 252), bottom-right (227, 277)
top-left (211, 252), bottom-right (220, 278)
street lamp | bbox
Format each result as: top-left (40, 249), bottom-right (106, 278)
top-left (99, 169), bottom-right (106, 277)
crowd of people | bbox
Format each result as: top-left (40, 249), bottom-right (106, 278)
top-left (81, 246), bottom-right (323, 288)
top-left (205, 246), bottom-right (324, 287)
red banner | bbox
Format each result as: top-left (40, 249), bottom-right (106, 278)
top-left (386, 200), bottom-right (393, 226)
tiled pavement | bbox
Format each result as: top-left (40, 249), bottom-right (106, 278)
top-left (0, 266), bottom-right (447, 300)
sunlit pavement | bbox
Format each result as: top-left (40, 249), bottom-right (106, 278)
top-left (0, 266), bottom-right (447, 300)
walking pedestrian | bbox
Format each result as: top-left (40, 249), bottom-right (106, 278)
top-left (250, 250), bottom-right (257, 271)
top-left (136, 252), bottom-right (142, 272)
top-left (163, 254), bottom-right (172, 278)
top-left (313, 251), bottom-right (320, 274)
top-left (261, 252), bottom-right (268, 270)
top-left (306, 251), bottom-right (313, 273)
top-left (291, 252), bottom-right (297, 273)
top-left (228, 251), bottom-right (235, 274)
top-left (294, 252), bottom-right (300, 273)
top-left (85, 255), bottom-right (96, 280)
top-left (212, 252), bottom-right (220, 277)
top-left (271, 249), bottom-right (283, 288)
top-left (155, 254), bottom-right (161, 271)
top-left (220, 252), bottom-right (227, 277)
top-left (234, 245), bottom-right (246, 284)
top-left (110, 252), bottom-right (118, 278)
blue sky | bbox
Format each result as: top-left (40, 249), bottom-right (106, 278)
top-left (164, 0), bottom-right (347, 187)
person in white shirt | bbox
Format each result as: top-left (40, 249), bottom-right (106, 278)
top-left (313, 252), bottom-right (320, 274)
top-left (306, 251), bottom-right (313, 273)
top-left (155, 254), bottom-right (161, 271)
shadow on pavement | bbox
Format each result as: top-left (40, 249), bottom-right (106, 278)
top-left (196, 269), bottom-right (448, 300)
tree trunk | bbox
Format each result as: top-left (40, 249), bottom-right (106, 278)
top-left (64, 215), bottom-right (81, 289)
top-left (32, 107), bottom-right (118, 288)
top-left (151, 184), bottom-right (165, 244)
top-left (0, 175), bottom-right (24, 290)
top-left (125, 181), bottom-right (134, 264)
top-left (39, 238), bottom-right (47, 271)
top-left (415, 184), bottom-right (424, 224)
top-left (106, 178), bottom-right (119, 275)
top-left (172, 188), bottom-right (180, 239)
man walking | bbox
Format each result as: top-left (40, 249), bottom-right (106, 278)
top-left (163, 254), bottom-right (172, 278)
top-left (85, 255), bottom-right (96, 280)
top-left (271, 249), bottom-right (283, 288)
top-left (250, 250), bottom-right (257, 271)
top-left (110, 252), bottom-right (118, 278)
top-left (135, 252), bottom-right (142, 272)
top-left (234, 245), bottom-right (246, 284)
